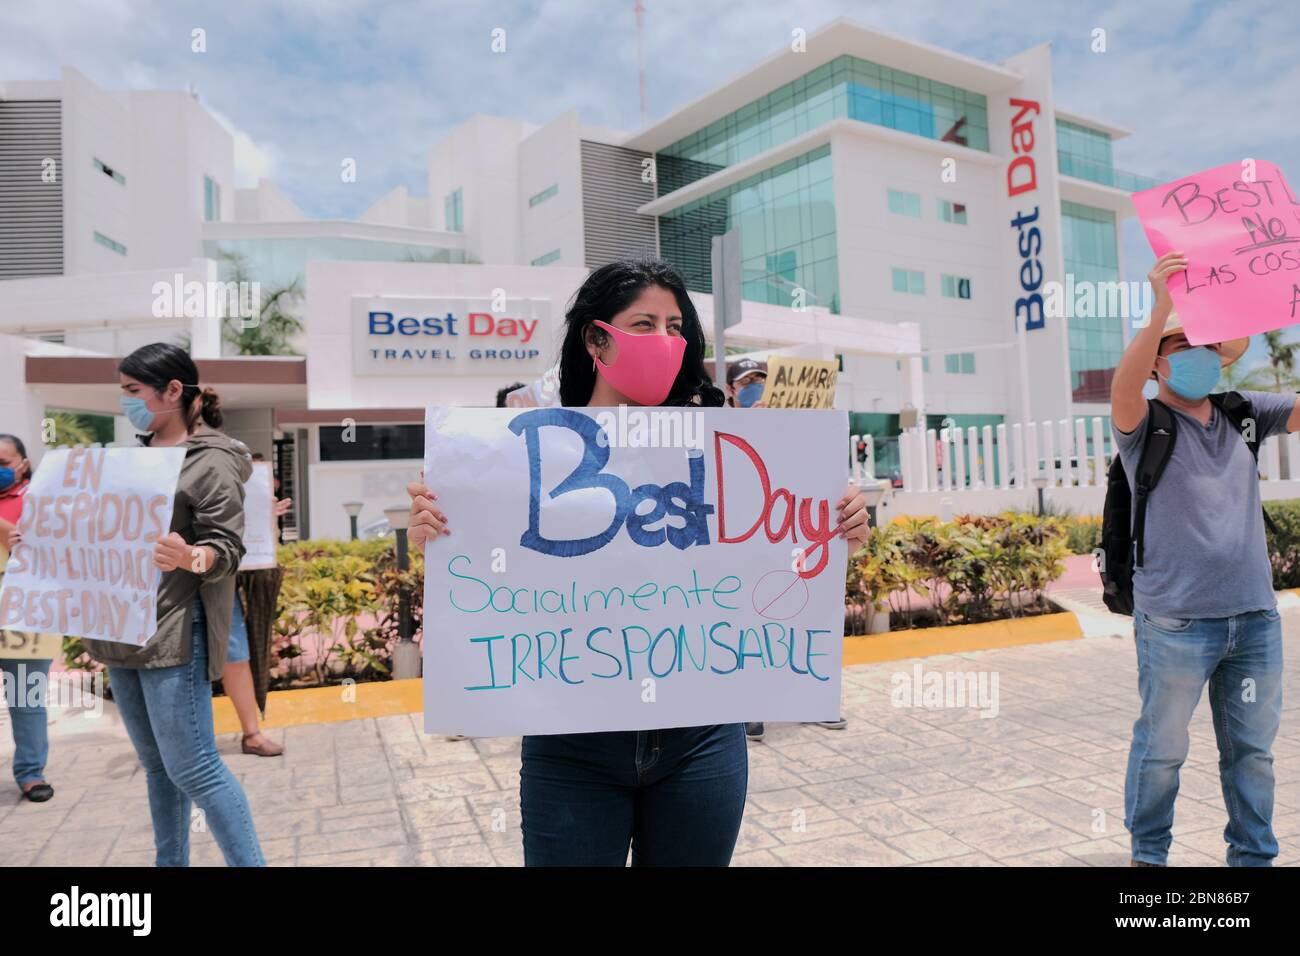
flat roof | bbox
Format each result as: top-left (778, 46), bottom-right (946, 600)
top-left (623, 18), bottom-right (1025, 153)
top-left (1054, 107), bottom-right (1132, 140)
top-left (26, 354), bottom-right (306, 386)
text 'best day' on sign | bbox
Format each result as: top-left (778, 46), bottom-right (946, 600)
top-left (422, 406), bottom-right (850, 737)
top-left (1133, 159), bottom-right (1300, 345)
top-left (0, 447), bottom-right (186, 645)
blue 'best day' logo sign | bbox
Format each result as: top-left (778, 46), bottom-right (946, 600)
top-left (350, 295), bottom-right (550, 376)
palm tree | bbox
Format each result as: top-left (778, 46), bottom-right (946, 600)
top-left (216, 250), bottom-right (304, 356)
top-left (43, 411), bottom-right (102, 447)
top-left (1237, 332), bottom-right (1300, 477)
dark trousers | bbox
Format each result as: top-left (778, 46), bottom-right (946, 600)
top-left (521, 723), bottom-right (748, 866)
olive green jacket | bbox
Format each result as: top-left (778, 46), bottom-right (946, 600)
top-left (83, 427), bottom-right (252, 681)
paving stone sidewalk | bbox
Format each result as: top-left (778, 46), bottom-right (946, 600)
top-left (3, 625), bottom-right (1299, 867)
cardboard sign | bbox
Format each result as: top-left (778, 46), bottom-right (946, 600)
top-left (1133, 160), bottom-right (1300, 345)
top-left (0, 626), bottom-right (61, 660)
top-left (761, 357), bottom-right (839, 409)
top-left (238, 462), bottom-right (277, 570)
top-left (0, 447), bottom-right (185, 645)
top-left (422, 406), bottom-right (849, 737)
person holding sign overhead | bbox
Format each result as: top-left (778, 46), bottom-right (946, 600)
top-left (0, 432), bottom-right (55, 803)
top-left (79, 343), bottom-right (265, 867)
top-left (1110, 251), bottom-right (1297, 867)
top-left (407, 258), bottom-right (871, 866)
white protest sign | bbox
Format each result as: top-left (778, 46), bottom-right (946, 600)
top-left (422, 406), bottom-right (849, 737)
top-left (0, 447), bottom-right (185, 645)
top-left (239, 462), bottom-right (277, 570)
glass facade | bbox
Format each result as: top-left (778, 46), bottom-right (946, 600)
top-left (658, 56), bottom-right (989, 195)
top-left (444, 188), bottom-right (463, 232)
top-left (203, 237), bottom-right (465, 289)
top-left (1056, 119), bottom-right (1159, 191)
top-left (203, 175), bottom-right (221, 221)
top-left (1061, 200), bottom-right (1124, 403)
top-left (658, 145), bottom-right (838, 311)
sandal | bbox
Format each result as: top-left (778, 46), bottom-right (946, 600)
top-left (241, 733), bottom-right (284, 757)
top-left (22, 782), bottom-right (54, 802)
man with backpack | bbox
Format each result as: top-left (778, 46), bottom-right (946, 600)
top-left (1109, 249), bottom-right (1296, 867)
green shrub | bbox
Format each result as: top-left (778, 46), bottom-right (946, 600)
top-left (849, 511), bottom-right (1069, 629)
top-left (1265, 499), bottom-right (1300, 589)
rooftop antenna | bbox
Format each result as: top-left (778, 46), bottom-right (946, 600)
top-left (634, 0), bottom-right (647, 126)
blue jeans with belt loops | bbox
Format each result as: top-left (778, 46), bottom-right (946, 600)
top-left (1126, 608), bottom-right (1284, 867)
top-left (108, 601), bottom-right (265, 867)
top-left (520, 723), bottom-right (748, 866)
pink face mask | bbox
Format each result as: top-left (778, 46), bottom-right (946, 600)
top-left (592, 319), bottom-right (687, 406)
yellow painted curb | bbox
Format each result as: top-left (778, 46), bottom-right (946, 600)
top-left (212, 678), bottom-right (424, 734)
top-left (842, 611), bottom-right (1082, 666)
top-left (215, 614), bottom-right (1082, 730)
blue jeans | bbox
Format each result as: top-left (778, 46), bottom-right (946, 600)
top-left (228, 597), bottom-right (249, 664)
top-left (520, 723), bottom-right (747, 866)
top-left (1126, 608), bottom-right (1284, 867)
top-left (0, 657), bottom-right (50, 787)
top-left (108, 602), bottom-right (265, 867)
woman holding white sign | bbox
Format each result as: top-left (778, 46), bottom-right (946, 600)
top-left (0, 432), bottom-right (56, 803)
top-left (79, 344), bottom-right (266, 867)
top-left (407, 258), bottom-right (871, 866)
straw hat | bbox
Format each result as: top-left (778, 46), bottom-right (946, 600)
top-left (1159, 312), bottom-right (1248, 366)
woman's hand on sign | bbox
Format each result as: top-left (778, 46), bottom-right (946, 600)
top-left (1147, 250), bottom-right (1188, 315)
top-left (5, 527), bottom-right (20, 550)
top-left (154, 532), bottom-right (214, 574)
top-left (273, 496), bottom-right (293, 517)
top-left (837, 482), bottom-right (871, 551)
top-left (406, 478), bottom-right (450, 549)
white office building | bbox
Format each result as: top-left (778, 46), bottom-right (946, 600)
top-left (0, 20), bottom-right (1154, 536)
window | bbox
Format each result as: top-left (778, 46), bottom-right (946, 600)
top-left (93, 231), bottom-right (126, 255)
top-left (531, 249), bottom-right (561, 266)
top-left (887, 188), bottom-right (922, 218)
top-left (938, 198), bottom-right (967, 224)
top-left (944, 352), bottom-right (976, 374)
top-left (892, 268), bottom-right (925, 295)
top-left (529, 184), bottom-right (558, 207)
top-left (320, 425), bottom-right (424, 461)
top-left (203, 175), bottom-right (221, 222)
top-left (940, 274), bottom-right (972, 299)
top-left (657, 146), bottom-right (839, 312)
top-left (444, 188), bottom-right (463, 232)
top-left (93, 158), bottom-right (124, 185)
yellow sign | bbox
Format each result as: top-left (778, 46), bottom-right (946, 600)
top-left (762, 357), bottom-right (838, 409)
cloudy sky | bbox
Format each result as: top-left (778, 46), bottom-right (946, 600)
top-left (2, 0), bottom-right (1296, 357)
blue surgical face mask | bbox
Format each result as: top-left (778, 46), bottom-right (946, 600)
top-left (119, 395), bottom-right (158, 432)
top-left (1160, 346), bottom-right (1221, 400)
top-left (0, 466), bottom-right (15, 492)
top-left (737, 381), bottom-right (765, 408)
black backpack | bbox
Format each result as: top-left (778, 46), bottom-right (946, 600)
top-left (1099, 391), bottom-right (1278, 615)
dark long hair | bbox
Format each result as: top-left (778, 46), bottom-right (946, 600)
top-left (558, 257), bottom-right (725, 408)
top-left (118, 343), bottom-right (223, 432)
top-left (0, 433), bottom-right (30, 483)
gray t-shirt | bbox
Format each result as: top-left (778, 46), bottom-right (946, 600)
top-left (1112, 390), bottom-right (1295, 618)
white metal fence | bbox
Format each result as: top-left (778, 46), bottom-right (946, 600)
top-left (849, 421), bottom-right (1300, 519)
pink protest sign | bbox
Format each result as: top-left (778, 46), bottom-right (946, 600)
top-left (1133, 160), bottom-right (1300, 345)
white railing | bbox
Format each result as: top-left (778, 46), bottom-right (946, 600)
top-left (852, 422), bottom-right (1300, 494)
